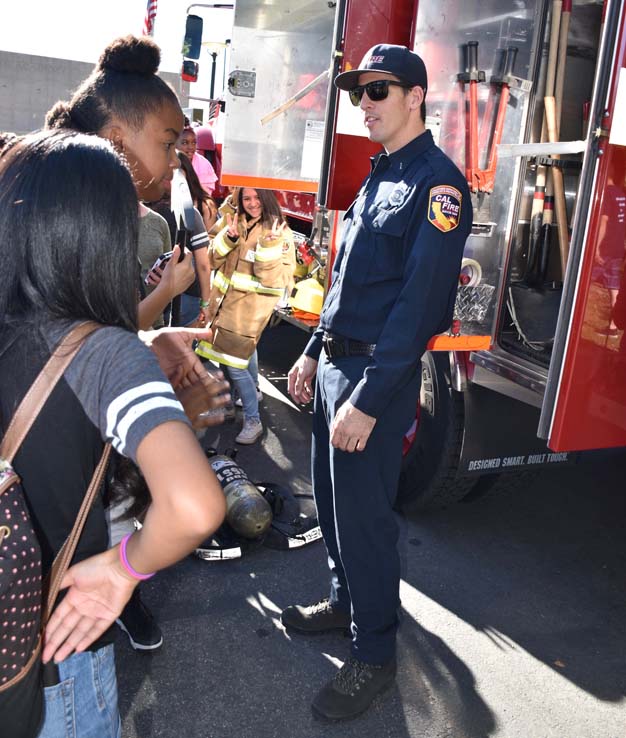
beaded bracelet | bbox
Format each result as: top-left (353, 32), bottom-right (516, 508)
top-left (199, 299), bottom-right (210, 308)
top-left (119, 533), bottom-right (156, 581)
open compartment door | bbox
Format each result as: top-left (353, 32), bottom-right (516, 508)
top-left (221, 0), bottom-right (336, 193)
top-left (412, 0), bottom-right (545, 352)
top-left (539, 0), bottom-right (626, 451)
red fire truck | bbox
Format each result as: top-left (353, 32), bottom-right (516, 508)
top-left (190, 0), bottom-right (626, 510)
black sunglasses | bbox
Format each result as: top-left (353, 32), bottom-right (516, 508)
top-left (348, 79), bottom-right (412, 106)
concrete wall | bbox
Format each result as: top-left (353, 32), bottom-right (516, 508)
top-left (0, 51), bottom-right (189, 135)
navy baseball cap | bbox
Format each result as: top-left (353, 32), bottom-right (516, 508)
top-left (335, 44), bottom-right (428, 92)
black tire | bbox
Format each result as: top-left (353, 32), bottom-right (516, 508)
top-left (461, 469), bottom-right (540, 504)
top-left (396, 352), bottom-right (477, 513)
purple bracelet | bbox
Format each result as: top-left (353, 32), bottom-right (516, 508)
top-left (119, 533), bottom-right (156, 581)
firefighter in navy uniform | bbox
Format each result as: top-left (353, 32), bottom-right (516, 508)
top-left (283, 44), bottom-right (472, 721)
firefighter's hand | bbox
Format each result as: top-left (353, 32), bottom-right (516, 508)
top-left (226, 213), bottom-right (239, 239)
top-left (288, 353), bottom-right (317, 405)
top-left (263, 218), bottom-right (287, 242)
top-left (330, 401), bottom-right (376, 453)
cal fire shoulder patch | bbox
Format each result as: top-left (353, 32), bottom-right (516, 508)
top-left (428, 185), bottom-right (462, 233)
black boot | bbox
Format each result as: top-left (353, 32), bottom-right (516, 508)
top-left (116, 587), bottom-right (163, 651)
top-left (281, 598), bottom-right (351, 635)
top-left (312, 656), bottom-right (396, 721)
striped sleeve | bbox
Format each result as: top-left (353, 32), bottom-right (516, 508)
top-left (103, 380), bottom-right (184, 456)
top-left (53, 325), bottom-right (190, 462)
top-left (189, 207), bottom-right (209, 252)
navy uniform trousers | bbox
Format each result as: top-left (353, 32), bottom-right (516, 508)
top-left (312, 348), bottom-right (420, 665)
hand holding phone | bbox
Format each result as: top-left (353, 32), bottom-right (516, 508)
top-left (145, 250), bottom-right (174, 285)
top-left (159, 244), bottom-right (195, 298)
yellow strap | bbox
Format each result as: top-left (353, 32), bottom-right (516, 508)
top-left (255, 243), bottom-right (283, 262)
top-left (213, 271), bottom-right (230, 294)
top-left (231, 271), bottom-right (283, 296)
top-left (195, 341), bottom-right (249, 368)
top-left (214, 234), bottom-right (238, 257)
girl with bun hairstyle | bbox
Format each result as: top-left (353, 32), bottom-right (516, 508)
top-left (45, 34), bottom-right (195, 332)
top-left (43, 36), bottom-right (231, 662)
top-left (0, 130), bottom-right (226, 738)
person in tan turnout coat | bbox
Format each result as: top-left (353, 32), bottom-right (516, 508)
top-left (197, 187), bottom-right (295, 444)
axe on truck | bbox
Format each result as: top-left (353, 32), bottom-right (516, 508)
top-left (169, 167), bottom-right (196, 326)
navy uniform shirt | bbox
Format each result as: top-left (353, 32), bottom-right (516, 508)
top-left (304, 129), bottom-right (472, 418)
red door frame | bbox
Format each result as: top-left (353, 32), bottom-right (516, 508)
top-left (548, 10), bottom-right (626, 451)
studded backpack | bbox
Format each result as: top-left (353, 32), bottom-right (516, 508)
top-left (0, 322), bottom-right (111, 738)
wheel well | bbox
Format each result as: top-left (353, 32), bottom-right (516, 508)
top-left (397, 352), bottom-right (476, 513)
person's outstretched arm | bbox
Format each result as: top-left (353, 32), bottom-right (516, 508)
top-left (43, 420), bottom-right (225, 664)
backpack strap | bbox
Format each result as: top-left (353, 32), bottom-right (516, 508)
top-left (0, 321), bottom-right (101, 462)
top-left (0, 321), bottom-right (113, 622)
top-left (44, 442), bottom-right (112, 621)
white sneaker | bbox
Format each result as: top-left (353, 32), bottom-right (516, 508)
top-left (235, 388), bottom-right (263, 407)
top-left (235, 418), bottom-right (263, 445)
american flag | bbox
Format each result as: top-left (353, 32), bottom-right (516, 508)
top-left (142, 0), bottom-right (158, 36)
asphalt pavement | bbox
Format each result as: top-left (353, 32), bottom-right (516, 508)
top-left (117, 322), bottom-right (626, 738)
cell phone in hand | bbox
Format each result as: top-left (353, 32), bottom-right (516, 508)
top-left (144, 250), bottom-right (174, 284)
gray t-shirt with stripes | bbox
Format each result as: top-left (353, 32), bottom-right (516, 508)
top-left (45, 321), bottom-right (190, 462)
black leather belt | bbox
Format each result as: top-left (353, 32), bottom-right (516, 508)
top-left (322, 332), bottom-right (376, 359)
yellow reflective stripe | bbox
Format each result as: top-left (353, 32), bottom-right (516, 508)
top-left (195, 340), bottom-right (213, 359)
top-left (195, 341), bottom-right (249, 368)
top-left (230, 272), bottom-right (259, 292)
top-left (215, 236), bottom-right (237, 257)
top-left (254, 243), bottom-right (282, 262)
top-left (231, 271), bottom-right (283, 296)
top-left (213, 271), bottom-right (230, 294)
top-left (255, 284), bottom-right (284, 296)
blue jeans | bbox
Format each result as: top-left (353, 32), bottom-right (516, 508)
top-left (163, 294), bottom-right (200, 327)
top-left (179, 293), bottom-right (201, 326)
top-left (227, 350), bottom-right (260, 422)
top-left (37, 644), bottom-right (121, 738)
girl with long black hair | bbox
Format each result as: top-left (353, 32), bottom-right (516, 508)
top-left (0, 130), bottom-right (226, 738)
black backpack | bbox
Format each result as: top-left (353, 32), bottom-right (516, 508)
top-left (0, 323), bottom-right (111, 738)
